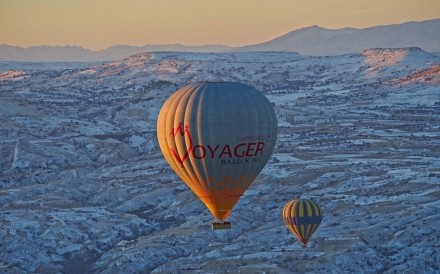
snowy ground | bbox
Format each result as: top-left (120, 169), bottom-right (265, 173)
top-left (0, 48), bottom-right (439, 273)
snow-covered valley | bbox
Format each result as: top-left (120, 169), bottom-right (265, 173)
top-left (1, 48), bottom-right (439, 273)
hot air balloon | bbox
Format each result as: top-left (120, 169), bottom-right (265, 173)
top-left (283, 199), bottom-right (323, 247)
top-left (157, 82), bottom-right (277, 229)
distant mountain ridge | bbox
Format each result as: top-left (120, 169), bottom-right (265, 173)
top-left (0, 44), bottom-right (232, 62)
top-left (1, 18), bottom-right (439, 61)
top-left (234, 19), bottom-right (440, 56)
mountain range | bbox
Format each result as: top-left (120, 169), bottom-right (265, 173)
top-left (1, 18), bottom-right (439, 62)
top-left (0, 44), bottom-right (232, 63)
top-left (234, 18), bottom-right (440, 56)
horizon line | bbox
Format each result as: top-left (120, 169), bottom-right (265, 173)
top-left (2, 18), bottom-right (438, 51)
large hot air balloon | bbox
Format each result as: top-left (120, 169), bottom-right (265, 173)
top-left (157, 82), bottom-right (277, 229)
top-left (283, 199), bottom-right (323, 247)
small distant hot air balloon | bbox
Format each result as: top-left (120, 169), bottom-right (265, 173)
top-left (157, 82), bottom-right (277, 229)
top-left (283, 199), bottom-right (323, 247)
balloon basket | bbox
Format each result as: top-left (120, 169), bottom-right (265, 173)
top-left (212, 221), bottom-right (231, 230)
top-left (300, 240), bottom-right (308, 248)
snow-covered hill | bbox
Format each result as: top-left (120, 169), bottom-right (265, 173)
top-left (361, 47), bottom-right (440, 79)
top-left (234, 19), bottom-right (440, 56)
top-left (0, 49), bottom-right (439, 273)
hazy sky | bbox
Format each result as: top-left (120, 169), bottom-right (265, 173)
top-left (1, 0), bottom-right (439, 50)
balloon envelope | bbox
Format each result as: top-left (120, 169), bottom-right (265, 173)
top-left (283, 199), bottom-right (323, 247)
top-left (157, 82), bottom-right (277, 220)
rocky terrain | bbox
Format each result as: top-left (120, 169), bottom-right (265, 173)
top-left (0, 48), bottom-right (439, 273)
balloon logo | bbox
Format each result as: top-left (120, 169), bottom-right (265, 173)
top-left (157, 82), bottom-right (277, 229)
top-left (283, 199), bottom-right (323, 247)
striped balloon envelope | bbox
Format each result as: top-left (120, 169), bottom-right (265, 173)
top-left (283, 199), bottom-right (323, 247)
top-left (157, 82), bottom-right (277, 228)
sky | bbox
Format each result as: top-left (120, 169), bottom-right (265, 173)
top-left (1, 0), bottom-right (440, 50)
